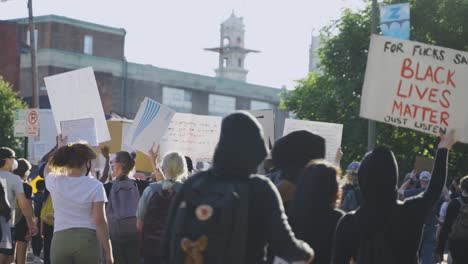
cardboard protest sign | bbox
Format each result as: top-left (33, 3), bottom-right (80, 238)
top-left (159, 113), bottom-right (222, 162)
top-left (125, 97), bottom-right (175, 154)
top-left (360, 35), bottom-right (468, 143)
top-left (248, 109), bottom-right (275, 149)
top-left (380, 3), bottom-right (410, 40)
top-left (414, 156), bottom-right (434, 174)
top-left (283, 119), bottom-right (343, 162)
top-left (44, 67), bottom-right (110, 142)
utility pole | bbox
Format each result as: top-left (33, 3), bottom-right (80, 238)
top-left (28, 0), bottom-right (39, 108)
top-left (368, 0), bottom-right (378, 151)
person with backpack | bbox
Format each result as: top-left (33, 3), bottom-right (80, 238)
top-left (289, 160), bottom-right (345, 264)
top-left (332, 130), bottom-right (456, 264)
top-left (435, 175), bottom-right (468, 264)
top-left (271, 130), bottom-right (326, 213)
top-left (12, 158), bottom-right (34, 264)
top-left (340, 161), bottom-right (362, 212)
top-left (136, 151), bottom-right (187, 264)
top-left (104, 150), bottom-right (140, 264)
top-left (43, 137), bottom-right (113, 264)
top-left (162, 112), bottom-right (314, 264)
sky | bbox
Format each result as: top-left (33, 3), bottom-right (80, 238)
top-left (0, 0), bottom-right (366, 89)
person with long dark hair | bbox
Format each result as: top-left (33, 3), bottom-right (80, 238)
top-left (332, 130), bottom-right (456, 264)
top-left (289, 160), bottom-right (344, 264)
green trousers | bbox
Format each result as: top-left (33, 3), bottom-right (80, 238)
top-left (51, 228), bottom-right (100, 264)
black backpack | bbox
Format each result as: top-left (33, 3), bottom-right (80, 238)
top-left (168, 170), bottom-right (249, 264)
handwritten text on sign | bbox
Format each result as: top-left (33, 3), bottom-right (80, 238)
top-left (360, 35), bottom-right (468, 143)
top-left (159, 113), bottom-right (222, 162)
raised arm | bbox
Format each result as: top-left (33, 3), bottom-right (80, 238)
top-left (148, 143), bottom-right (165, 182)
top-left (99, 146), bottom-right (110, 183)
top-left (421, 130), bottom-right (455, 207)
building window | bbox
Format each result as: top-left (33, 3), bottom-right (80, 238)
top-left (238, 58), bottom-right (243, 68)
top-left (250, 100), bottom-right (273, 110)
top-left (162, 87), bottom-right (192, 113)
top-left (209, 94), bottom-right (236, 116)
top-left (26, 29), bottom-right (38, 49)
top-left (84, 35), bottom-right (93, 55)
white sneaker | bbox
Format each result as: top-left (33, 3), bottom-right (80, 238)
top-left (33, 256), bottom-right (44, 263)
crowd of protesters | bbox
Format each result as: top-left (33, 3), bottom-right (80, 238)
top-left (0, 111), bottom-right (466, 264)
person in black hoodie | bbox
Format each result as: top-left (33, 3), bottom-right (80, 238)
top-left (332, 130), bottom-right (456, 264)
top-left (271, 131), bottom-right (325, 211)
top-left (435, 175), bottom-right (468, 264)
top-left (289, 160), bottom-right (344, 264)
top-left (161, 112), bottom-right (314, 264)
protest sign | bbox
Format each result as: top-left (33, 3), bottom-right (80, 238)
top-left (248, 109), bottom-right (275, 149)
top-left (360, 35), bottom-right (468, 143)
top-left (414, 156), bottom-right (434, 174)
top-left (159, 113), bottom-right (222, 162)
top-left (380, 3), bottom-right (410, 39)
top-left (44, 67), bottom-right (110, 142)
top-left (60, 118), bottom-right (98, 146)
top-left (125, 97), bottom-right (175, 154)
top-left (283, 119), bottom-right (343, 162)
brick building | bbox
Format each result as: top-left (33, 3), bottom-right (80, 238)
top-left (1, 14), bottom-right (281, 121)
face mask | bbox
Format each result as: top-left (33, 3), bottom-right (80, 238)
top-left (11, 159), bottom-right (18, 171)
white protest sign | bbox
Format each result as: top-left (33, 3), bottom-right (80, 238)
top-left (248, 109), bottom-right (275, 149)
top-left (283, 119), bottom-right (343, 162)
top-left (360, 35), bottom-right (468, 143)
top-left (125, 97), bottom-right (175, 154)
top-left (60, 118), bottom-right (98, 146)
top-left (44, 67), bottom-right (110, 143)
top-left (159, 113), bottom-right (222, 162)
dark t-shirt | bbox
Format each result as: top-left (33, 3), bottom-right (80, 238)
top-left (23, 183), bottom-right (32, 200)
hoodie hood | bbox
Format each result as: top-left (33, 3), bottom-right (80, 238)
top-left (272, 130), bottom-right (325, 182)
top-left (212, 112), bottom-right (267, 177)
top-left (358, 146), bottom-right (399, 203)
top-left (357, 146), bottom-right (399, 235)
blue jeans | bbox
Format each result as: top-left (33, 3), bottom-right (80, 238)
top-left (419, 225), bottom-right (436, 264)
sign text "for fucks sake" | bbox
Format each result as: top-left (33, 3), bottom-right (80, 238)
top-left (360, 35), bottom-right (468, 143)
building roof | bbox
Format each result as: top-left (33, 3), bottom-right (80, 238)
top-left (9, 15), bottom-right (126, 36)
top-left (20, 49), bottom-right (281, 103)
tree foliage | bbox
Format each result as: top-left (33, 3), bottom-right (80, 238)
top-left (0, 76), bottom-right (27, 156)
top-left (282, 1), bottom-right (468, 181)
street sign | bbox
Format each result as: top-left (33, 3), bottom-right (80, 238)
top-left (14, 109), bottom-right (40, 137)
top-left (27, 108), bottom-right (39, 137)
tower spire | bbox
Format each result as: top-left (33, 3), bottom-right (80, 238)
top-left (205, 13), bottom-right (259, 82)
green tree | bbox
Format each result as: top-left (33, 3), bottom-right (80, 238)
top-left (282, 1), bottom-right (468, 181)
top-left (0, 76), bottom-right (27, 156)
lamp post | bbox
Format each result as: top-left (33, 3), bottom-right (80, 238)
top-left (368, 0), bottom-right (378, 151)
